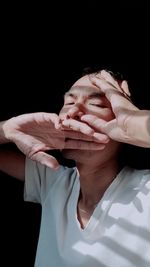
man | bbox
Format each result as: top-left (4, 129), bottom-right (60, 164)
top-left (0, 70), bottom-right (150, 266)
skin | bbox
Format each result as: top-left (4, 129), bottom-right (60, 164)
top-left (0, 112), bottom-right (107, 172)
top-left (0, 70), bottom-right (149, 228)
top-left (82, 70), bottom-right (150, 148)
top-left (59, 75), bottom-right (121, 228)
top-left (60, 75), bottom-right (120, 163)
top-left (0, 73), bottom-right (122, 228)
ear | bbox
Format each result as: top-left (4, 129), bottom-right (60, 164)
top-left (121, 80), bottom-right (131, 97)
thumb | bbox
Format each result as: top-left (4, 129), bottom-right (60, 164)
top-left (31, 151), bottom-right (60, 170)
top-left (121, 80), bottom-right (131, 97)
top-left (81, 114), bottom-right (107, 132)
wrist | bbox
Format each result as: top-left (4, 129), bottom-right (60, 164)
top-left (126, 110), bottom-right (150, 147)
top-left (0, 120), bottom-right (12, 144)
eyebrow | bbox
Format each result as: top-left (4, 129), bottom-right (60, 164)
top-left (88, 92), bottom-right (105, 98)
top-left (64, 92), bottom-right (75, 97)
top-left (64, 88), bottom-right (105, 98)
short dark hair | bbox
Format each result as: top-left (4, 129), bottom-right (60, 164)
top-left (82, 67), bottom-right (124, 81)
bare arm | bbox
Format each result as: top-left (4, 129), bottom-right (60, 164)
top-left (0, 121), bottom-right (9, 144)
top-left (0, 121), bottom-right (25, 180)
top-left (0, 113), bottom-right (108, 180)
top-left (123, 110), bottom-right (150, 147)
top-left (82, 70), bottom-right (150, 148)
top-left (0, 114), bottom-right (64, 179)
top-left (0, 148), bottom-right (25, 181)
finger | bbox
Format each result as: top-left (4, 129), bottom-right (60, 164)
top-left (81, 116), bottom-right (126, 142)
top-left (90, 77), bottom-right (135, 112)
top-left (31, 151), bottom-right (60, 169)
top-left (121, 80), bottom-right (131, 97)
top-left (81, 114), bottom-right (107, 131)
top-left (36, 113), bottom-right (62, 130)
top-left (31, 112), bottom-right (60, 126)
top-left (64, 139), bottom-right (106, 150)
top-left (93, 132), bottom-right (110, 143)
top-left (81, 115), bottom-right (111, 142)
top-left (90, 76), bottom-right (116, 99)
top-left (100, 70), bottom-right (122, 91)
top-left (45, 113), bottom-right (61, 129)
top-left (95, 71), bottom-right (131, 99)
top-left (64, 129), bottom-right (109, 143)
top-left (62, 119), bottom-right (94, 135)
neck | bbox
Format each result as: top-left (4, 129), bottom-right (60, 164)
top-left (76, 159), bottom-right (120, 208)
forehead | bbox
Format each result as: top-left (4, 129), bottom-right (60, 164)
top-left (65, 75), bottom-right (102, 96)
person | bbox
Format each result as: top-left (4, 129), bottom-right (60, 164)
top-left (0, 69), bottom-right (150, 267)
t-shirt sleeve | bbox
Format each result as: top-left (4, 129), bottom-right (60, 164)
top-left (24, 157), bottom-right (67, 204)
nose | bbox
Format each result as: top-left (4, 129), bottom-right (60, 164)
top-left (66, 103), bottom-right (85, 120)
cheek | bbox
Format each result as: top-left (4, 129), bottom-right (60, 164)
top-left (103, 101), bottom-right (115, 121)
top-left (87, 107), bottom-right (115, 121)
top-left (101, 108), bottom-right (115, 121)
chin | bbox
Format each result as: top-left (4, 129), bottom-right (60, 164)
top-left (62, 149), bottom-right (98, 162)
top-left (62, 149), bottom-right (81, 160)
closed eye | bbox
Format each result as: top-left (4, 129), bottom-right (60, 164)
top-left (90, 103), bottom-right (101, 107)
top-left (89, 103), bottom-right (105, 107)
top-left (65, 102), bottom-right (75, 105)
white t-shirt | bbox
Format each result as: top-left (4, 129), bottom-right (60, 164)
top-left (24, 158), bottom-right (150, 267)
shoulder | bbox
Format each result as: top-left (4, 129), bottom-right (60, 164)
top-left (25, 158), bottom-right (78, 203)
top-left (123, 166), bottom-right (150, 185)
top-left (126, 166), bottom-right (150, 177)
top-left (25, 157), bottom-right (77, 187)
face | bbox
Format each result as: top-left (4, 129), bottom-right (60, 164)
top-left (59, 74), bottom-right (120, 165)
top-left (59, 75), bottom-right (114, 122)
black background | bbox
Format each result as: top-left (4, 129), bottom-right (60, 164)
top-left (0, 2), bottom-right (150, 266)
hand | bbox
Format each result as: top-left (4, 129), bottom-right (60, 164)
top-left (61, 118), bottom-right (110, 144)
top-left (2, 113), bottom-right (108, 169)
top-left (81, 70), bottom-right (150, 147)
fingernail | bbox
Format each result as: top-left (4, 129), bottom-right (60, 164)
top-left (94, 133), bottom-right (110, 143)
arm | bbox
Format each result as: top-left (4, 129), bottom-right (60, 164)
top-left (0, 113), bottom-right (65, 179)
top-left (0, 148), bottom-right (25, 181)
top-left (81, 70), bottom-right (150, 148)
top-left (0, 121), bottom-right (10, 144)
top-left (0, 112), bottom-right (107, 180)
top-left (0, 121), bottom-right (25, 180)
top-left (123, 110), bottom-right (150, 147)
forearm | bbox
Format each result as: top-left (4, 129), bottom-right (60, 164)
top-left (0, 120), bottom-right (25, 181)
top-left (0, 149), bottom-right (25, 181)
top-left (126, 110), bottom-right (150, 147)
